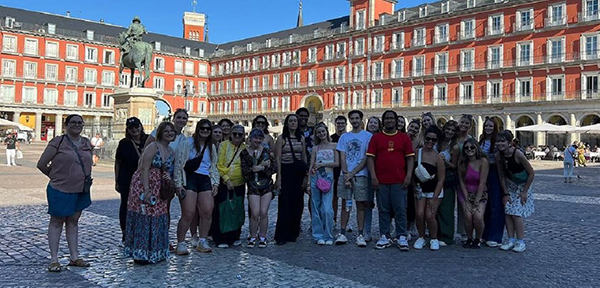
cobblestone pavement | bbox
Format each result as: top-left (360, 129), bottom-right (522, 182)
top-left (0, 143), bottom-right (599, 287)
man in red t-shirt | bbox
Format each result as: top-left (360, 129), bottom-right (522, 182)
top-left (367, 110), bottom-right (414, 251)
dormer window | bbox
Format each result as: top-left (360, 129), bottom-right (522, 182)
top-left (86, 30), bottom-right (94, 41)
top-left (441, 1), bottom-right (449, 13)
top-left (247, 43), bottom-right (252, 51)
top-left (154, 41), bottom-right (161, 51)
top-left (467, 0), bottom-right (476, 8)
top-left (46, 23), bottom-right (56, 34)
top-left (4, 17), bottom-right (15, 28)
top-left (198, 49), bottom-right (204, 57)
top-left (184, 46), bottom-right (191, 55)
top-left (356, 9), bottom-right (366, 29)
top-left (266, 39), bottom-right (272, 48)
top-left (398, 11), bottom-right (406, 22)
top-left (419, 6), bottom-right (428, 18)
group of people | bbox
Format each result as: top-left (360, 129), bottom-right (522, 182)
top-left (37, 108), bottom-right (537, 271)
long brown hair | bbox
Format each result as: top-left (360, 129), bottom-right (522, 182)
top-left (496, 130), bottom-right (514, 178)
top-left (458, 138), bottom-right (484, 183)
top-left (439, 120), bottom-right (459, 152)
top-left (192, 119), bottom-right (214, 159)
top-left (478, 117), bottom-right (498, 155)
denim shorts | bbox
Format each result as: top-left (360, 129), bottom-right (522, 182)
top-left (46, 183), bottom-right (91, 217)
top-left (184, 172), bottom-right (212, 192)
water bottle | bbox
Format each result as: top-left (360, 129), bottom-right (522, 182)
top-left (345, 199), bottom-right (353, 212)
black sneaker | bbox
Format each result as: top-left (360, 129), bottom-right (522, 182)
top-left (471, 239), bottom-right (481, 249)
top-left (258, 239), bottom-right (267, 248)
top-left (247, 238), bottom-right (256, 248)
top-left (463, 239), bottom-right (473, 248)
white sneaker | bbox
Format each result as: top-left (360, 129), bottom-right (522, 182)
top-left (335, 234), bottom-right (348, 245)
top-left (233, 240), bottom-right (242, 247)
top-left (438, 241), bottom-right (448, 247)
top-left (413, 237), bottom-right (426, 250)
top-left (191, 236), bottom-right (199, 248)
top-left (196, 239), bottom-right (213, 253)
top-left (430, 239), bottom-right (440, 251)
top-left (499, 241), bottom-right (515, 251)
top-left (356, 235), bottom-right (367, 247)
top-left (512, 242), bottom-right (526, 253)
top-left (325, 240), bottom-right (334, 245)
top-left (176, 242), bottom-right (189, 255)
top-left (376, 235), bottom-right (392, 249)
top-left (217, 243), bottom-right (229, 248)
top-left (397, 236), bottom-right (410, 251)
top-left (486, 241), bottom-right (499, 248)
top-left (317, 239), bottom-right (326, 245)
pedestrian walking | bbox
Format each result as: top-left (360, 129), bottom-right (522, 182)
top-left (4, 133), bottom-right (19, 166)
top-left (563, 142), bottom-right (577, 183)
top-left (90, 133), bottom-right (103, 166)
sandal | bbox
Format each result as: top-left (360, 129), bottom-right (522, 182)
top-left (67, 259), bottom-right (90, 267)
top-left (48, 262), bottom-right (62, 272)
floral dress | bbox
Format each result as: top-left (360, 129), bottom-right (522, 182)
top-left (124, 146), bottom-right (174, 263)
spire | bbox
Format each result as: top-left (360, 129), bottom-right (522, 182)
top-left (297, 0), bottom-right (303, 27)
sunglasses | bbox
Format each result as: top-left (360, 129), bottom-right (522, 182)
top-left (198, 126), bottom-right (211, 132)
top-left (232, 132), bottom-right (244, 137)
top-left (127, 124), bottom-right (140, 129)
top-left (424, 137), bottom-right (438, 142)
top-left (255, 121), bottom-right (267, 125)
top-left (464, 146), bottom-right (476, 151)
top-left (69, 121), bottom-right (84, 126)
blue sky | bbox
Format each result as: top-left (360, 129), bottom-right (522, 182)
top-left (3, 0), bottom-right (426, 44)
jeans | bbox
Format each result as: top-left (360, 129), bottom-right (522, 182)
top-left (563, 161), bottom-right (574, 178)
top-left (376, 184), bottom-right (407, 238)
top-left (365, 183), bottom-right (374, 237)
top-left (310, 172), bottom-right (335, 241)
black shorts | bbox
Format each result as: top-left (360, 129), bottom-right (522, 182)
top-left (93, 149), bottom-right (101, 157)
top-left (184, 172), bottom-right (212, 192)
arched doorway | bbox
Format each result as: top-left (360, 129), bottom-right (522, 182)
top-left (515, 115), bottom-right (534, 146)
top-left (580, 114), bottom-right (600, 147)
top-left (300, 94), bottom-right (324, 125)
top-left (547, 115), bottom-right (568, 148)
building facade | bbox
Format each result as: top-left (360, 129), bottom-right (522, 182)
top-left (208, 0), bottom-right (600, 146)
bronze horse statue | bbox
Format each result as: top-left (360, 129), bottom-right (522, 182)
top-left (118, 32), bottom-right (153, 88)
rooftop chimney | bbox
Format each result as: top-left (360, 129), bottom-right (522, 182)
top-left (66, 11), bottom-right (71, 17)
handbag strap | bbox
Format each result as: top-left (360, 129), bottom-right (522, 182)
top-left (130, 139), bottom-right (142, 157)
top-left (65, 135), bottom-right (90, 177)
top-left (226, 144), bottom-right (241, 168)
top-left (287, 136), bottom-right (300, 163)
top-left (417, 148), bottom-right (422, 167)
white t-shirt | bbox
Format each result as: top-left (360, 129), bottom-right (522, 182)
top-left (336, 130), bottom-right (372, 177)
top-left (150, 129), bottom-right (186, 151)
top-left (90, 137), bottom-right (103, 150)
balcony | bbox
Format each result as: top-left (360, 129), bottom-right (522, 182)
top-left (581, 50), bottom-right (600, 60)
top-left (514, 21), bottom-right (534, 32)
top-left (457, 31), bottom-right (476, 41)
top-left (485, 26), bottom-right (504, 37)
top-left (545, 16), bottom-right (567, 27)
top-left (412, 38), bottom-right (426, 47)
top-left (546, 54), bottom-right (565, 64)
top-left (548, 92), bottom-right (565, 101)
top-left (488, 95), bottom-right (503, 104)
top-left (434, 36), bottom-right (449, 45)
top-left (579, 11), bottom-right (600, 22)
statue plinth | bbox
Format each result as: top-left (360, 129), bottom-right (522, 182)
top-left (110, 88), bottom-right (160, 140)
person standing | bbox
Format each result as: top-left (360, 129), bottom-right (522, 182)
top-left (308, 123), bottom-right (338, 245)
top-left (436, 120), bottom-right (459, 246)
top-left (335, 110), bottom-right (372, 247)
top-left (90, 133), bottom-right (104, 166)
top-left (4, 133), bottom-right (19, 166)
top-left (218, 119), bottom-right (234, 142)
top-left (479, 118), bottom-right (504, 248)
top-left (274, 114), bottom-right (308, 245)
top-left (296, 108), bottom-right (314, 161)
top-left (364, 116), bottom-right (382, 242)
top-left (563, 142), bottom-right (577, 183)
top-left (330, 116), bottom-right (347, 225)
top-left (114, 117), bottom-right (148, 245)
top-left (367, 110), bottom-right (414, 251)
top-left (37, 114), bottom-right (92, 272)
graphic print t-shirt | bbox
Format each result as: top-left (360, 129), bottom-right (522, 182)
top-left (336, 130), bottom-right (372, 177)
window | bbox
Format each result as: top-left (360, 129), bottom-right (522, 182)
top-left (0, 85), bottom-right (16, 103)
top-left (336, 42), bottom-right (347, 58)
top-left (441, 1), bottom-right (450, 13)
top-left (355, 38), bottom-right (365, 55)
top-left (84, 69), bottom-right (97, 84)
top-left (293, 50), bottom-right (301, 65)
top-left (372, 62), bottom-right (384, 80)
top-left (461, 19), bottom-right (475, 40)
top-left (271, 54), bottom-right (280, 67)
top-left (22, 87), bottom-right (37, 104)
top-left (308, 47), bottom-right (317, 63)
top-left (547, 37), bottom-right (565, 63)
top-left (66, 44), bottom-right (78, 61)
top-left (336, 66), bottom-right (346, 84)
top-left (199, 81), bottom-right (207, 95)
top-left (24, 38), bottom-right (38, 55)
top-left (413, 56), bottom-right (425, 76)
top-left (392, 31), bottom-right (405, 49)
top-left (152, 57), bottom-right (164, 71)
top-left (325, 44), bottom-right (334, 60)
top-left (2, 60), bottom-right (16, 77)
top-left (243, 78), bottom-right (249, 92)
top-left (371, 89), bottom-right (383, 108)
top-left (419, 6), bottom-right (428, 17)
top-left (461, 49), bottom-right (474, 71)
top-left (308, 70), bottom-right (316, 86)
top-left (184, 99), bottom-right (193, 112)
top-left (102, 93), bottom-right (113, 108)
top-left (392, 58), bottom-right (404, 78)
top-left (516, 77), bottom-right (532, 102)
top-left (324, 68), bottom-right (334, 85)
top-left (354, 64), bottom-right (364, 82)
top-left (411, 86), bottom-right (424, 107)
top-left (488, 45), bottom-right (503, 69)
top-left (2, 35), bottom-right (17, 53)
top-left (252, 57), bottom-right (259, 70)
top-left (175, 60), bottom-right (183, 74)
top-left (273, 75), bottom-right (279, 90)
top-left (435, 53), bottom-right (448, 74)
top-left (85, 47), bottom-right (97, 62)
top-left (583, 0), bottom-right (600, 21)
top-left (44, 89), bottom-right (58, 105)
top-left (283, 74), bottom-right (290, 89)
top-left (516, 8), bottom-right (534, 31)
top-left (293, 72), bottom-right (301, 88)
top-left (413, 28), bottom-right (426, 46)
top-left (242, 100), bottom-right (248, 113)
top-left (101, 71), bottom-right (114, 86)
top-left (282, 53), bottom-right (290, 66)
top-left (582, 34), bottom-right (600, 60)
top-left (547, 75), bottom-right (564, 100)
top-left (65, 66), bottom-right (77, 83)
top-left (24, 62), bottom-right (37, 79)
top-left (434, 84), bottom-right (447, 106)
top-left (548, 3), bottom-right (566, 26)
top-left (271, 97), bottom-right (279, 112)
top-left (198, 63), bottom-right (208, 76)
top-left (45, 64), bottom-right (58, 81)
top-left (4, 17), bottom-right (15, 28)
top-left (86, 30), bottom-right (94, 41)
top-left (487, 80), bottom-right (503, 103)
top-left (262, 76), bottom-right (269, 91)
top-left (583, 74), bottom-right (599, 98)
top-left (356, 9), bottom-right (366, 30)
top-left (488, 14), bottom-right (504, 36)
top-left (334, 92), bottom-right (345, 107)
top-left (153, 77), bottom-right (164, 90)
top-left (64, 90), bottom-right (77, 106)
top-left (435, 24), bottom-right (449, 44)
top-left (185, 61), bottom-right (194, 75)
top-left (373, 35), bottom-right (385, 53)
top-left (460, 82), bottom-right (474, 104)
top-left (46, 42), bottom-right (59, 58)
top-left (103, 50), bottom-right (114, 64)
top-left (120, 74), bottom-right (130, 87)
top-left (226, 80), bottom-right (232, 93)
top-left (392, 87), bottom-right (403, 107)
top-left (517, 42), bottom-right (532, 66)
top-left (175, 79), bottom-right (184, 94)
top-left (353, 91), bottom-right (364, 108)
top-left (253, 77), bottom-right (259, 92)
top-left (261, 56), bottom-right (270, 69)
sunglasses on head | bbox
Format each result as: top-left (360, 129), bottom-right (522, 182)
top-left (425, 137), bottom-right (437, 142)
top-left (232, 132), bottom-right (244, 137)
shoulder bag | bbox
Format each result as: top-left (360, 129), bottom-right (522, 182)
top-left (314, 146), bottom-right (333, 193)
top-left (65, 135), bottom-right (93, 194)
top-left (415, 148), bottom-right (435, 182)
top-left (287, 136), bottom-right (308, 177)
top-left (184, 143), bottom-right (208, 174)
top-left (248, 148), bottom-right (273, 191)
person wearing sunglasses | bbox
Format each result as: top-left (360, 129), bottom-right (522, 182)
top-left (213, 124), bottom-right (247, 248)
top-left (251, 115), bottom-right (275, 151)
top-left (456, 114), bottom-right (474, 242)
top-left (436, 120), bottom-right (460, 247)
top-left (174, 119), bottom-right (220, 255)
top-left (458, 138), bottom-right (489, 248)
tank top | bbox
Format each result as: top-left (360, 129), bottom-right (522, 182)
top-left (464, 165), bottom-right (481, 194)
top-left (480, 139), bottom-right (497, 164)
top-left (281, 136), bottom-right (303, 164)
top-left (414, 162), bottom-right (438, 192)
top-left (439, 146), bottom-right (452, 162)
top-left (506, 149), bottom-right (525, 174)
top-left (315, 145), bottom-right (335, 173)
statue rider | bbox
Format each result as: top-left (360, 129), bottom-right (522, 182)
top-left (120, 16), bottom-right (148, 62)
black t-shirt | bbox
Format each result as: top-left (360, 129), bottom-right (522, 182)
top-left (115, 135), bottom-right (148, 192)
top-left (4, 137), bottom-right (16, 149)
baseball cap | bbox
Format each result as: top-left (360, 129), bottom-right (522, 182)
top-left (126, 117), bottom-right (142, 128)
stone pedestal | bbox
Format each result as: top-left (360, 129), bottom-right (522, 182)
top-left (110, 88), bottom-right (160, 140)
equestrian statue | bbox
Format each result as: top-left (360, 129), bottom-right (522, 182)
top-left (118, 16), bottom-right (153, 88)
